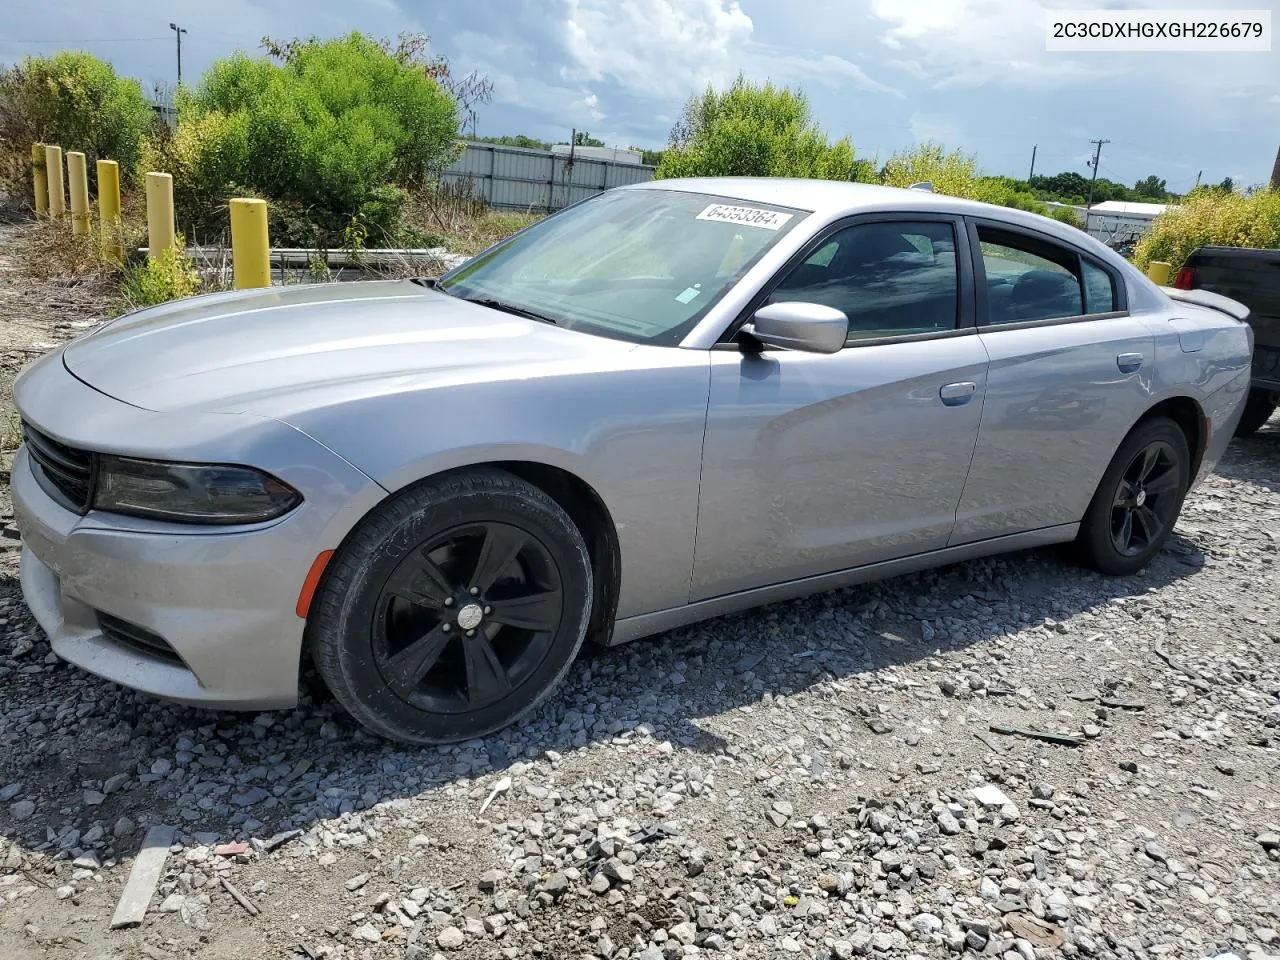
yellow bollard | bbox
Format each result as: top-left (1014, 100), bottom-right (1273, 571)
top-left (145, 171), bottom-right (175, 260)
top-left (31, 143), bottom-right (48, 217)
top-left (67, 151), bottom-right (90, 237)
top-left (97, 159), bottom-right (123, 263)
top-left (1147, 260), bottom-right (1171, 286)
top-left (45, 145), bottom-right (65, 219)
top-left (229, 198), bottom-right (271, 290)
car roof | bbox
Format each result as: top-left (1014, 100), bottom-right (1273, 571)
top-left (622, 176), bottom-right (1125, 263)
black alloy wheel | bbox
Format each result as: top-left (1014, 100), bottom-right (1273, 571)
top-left (1078, 417), bottom-right (1190, 576)
top-left (1108, 439), bottom-right (1181, 558)
top-left (372, 521), bottom-right (564, 714)
top-left (310, 469), bottom-right (593, 744)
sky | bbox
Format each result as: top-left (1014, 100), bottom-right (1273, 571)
top-left (2, 0), bottom-right (1278, 191)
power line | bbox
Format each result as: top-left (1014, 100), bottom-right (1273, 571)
top-left (0, 37), bottom-right (170, 44)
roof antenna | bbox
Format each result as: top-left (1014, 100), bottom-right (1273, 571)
top-left (908, 181), bottom-right (933, 192)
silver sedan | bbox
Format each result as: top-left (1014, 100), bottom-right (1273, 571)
top-left (12, 177), bottom-right (1253, 743)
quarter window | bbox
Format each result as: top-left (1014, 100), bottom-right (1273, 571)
top-left (1082, 259), bottom-right (1117, 313)
top-left (977, 227), bottom-right (1084, 325)
top-left (768, 221), bottom-right (960, 339)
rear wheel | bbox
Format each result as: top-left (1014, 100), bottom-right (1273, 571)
top-left (309, 469), bottom-right (592, 744)
top-left (1077, 418), bottom-right (1190, 576)
top-left (1234, 389), bottom-right (1276, 438)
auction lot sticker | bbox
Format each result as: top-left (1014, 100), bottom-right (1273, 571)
top-left (696, 204), bottom-right (794, 230)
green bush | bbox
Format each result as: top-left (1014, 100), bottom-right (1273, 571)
top-left (881, 142), bottom-right (980, 196)
top-left (1046, 205), bottom-right (1085, 229)
top-left (119, 236), bottom-right (202, 307)
top-left (0, 51), bottom-right (154, 188)
top-left (655, 75), bottom-right (857, 182)
top-left (1134, 189), bottom-right (1280, 272)
top-left (158, 32), bottom-right (459, 245)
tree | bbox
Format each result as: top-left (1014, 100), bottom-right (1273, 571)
top-left (1132, 174), bottom-right (1168, 199)
top-left (655, 75), bottom-right (855, 181)
top-left (1030, 171), bottom-right (1091, 204)
top-left (1216, 176), bottom-right (1235, 193)
top-left (157, 31), bottom-right (461, 243)
top-left (572, 131), bottom-right (605, 148)
top-left (631, 145), bottom-right (666, 166)
top-left (0, 51), bottom-right (154, 181)
top-left (472, 134), bottom-right (552, 150)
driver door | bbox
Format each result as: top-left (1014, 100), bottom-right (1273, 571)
top-left (690, 215), bottom-right (990, 600)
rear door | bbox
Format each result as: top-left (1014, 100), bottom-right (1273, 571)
top-left (951, 219), bottom-right (1155, 544)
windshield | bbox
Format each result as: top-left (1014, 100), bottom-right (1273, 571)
top-left (437, 188), bottom-right (807, 345)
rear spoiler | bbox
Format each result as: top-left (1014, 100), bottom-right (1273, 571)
top-left (1162, 286), bottom-right (1251, 323)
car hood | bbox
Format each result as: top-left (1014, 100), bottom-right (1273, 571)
top-left (62, 280), bottom-right (634, 414)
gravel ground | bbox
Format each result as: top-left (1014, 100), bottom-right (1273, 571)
top-left (1, 220), bottom-right (1278, 960)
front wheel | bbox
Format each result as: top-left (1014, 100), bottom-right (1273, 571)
top-left (309, 469), bottom-right (592, 745)
top-left (1077, 418), bottom-right (1190, 576)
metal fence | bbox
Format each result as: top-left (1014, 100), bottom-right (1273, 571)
top-left (440, 142), bottom-right (656, 212)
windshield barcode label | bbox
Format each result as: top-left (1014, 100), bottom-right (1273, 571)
top-left (696, 204), bottom-right (793, 230)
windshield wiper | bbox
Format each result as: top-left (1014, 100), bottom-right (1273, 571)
top-left (457, 296), bottom-right (559, 325)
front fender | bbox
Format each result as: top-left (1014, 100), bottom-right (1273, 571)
top-left (281, 357), bottom-right (713, 619)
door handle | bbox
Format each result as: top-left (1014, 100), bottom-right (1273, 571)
top-left (1117, 352), bottom-right (1143, 373)
top-left (939, 381), bottom-right (977, 406)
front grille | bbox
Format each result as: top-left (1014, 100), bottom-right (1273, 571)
top-left (22, 421), bottom-right (95, 513)
top-left (98, 613), bottom-right (185, 667)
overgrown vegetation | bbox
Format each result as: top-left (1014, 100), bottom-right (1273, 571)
top-left (0, 51), bottom-right (153, 198)
top-left (656, 76), bottom-right (857, 182)
top-left (1134, 188), bottom-right (1280, 271)
top-left (145, 32), bottom-right (462, 246)
top-left (118, 235), bottom-right (202, 307)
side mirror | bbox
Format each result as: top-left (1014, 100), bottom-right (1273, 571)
top-left (746, 302), bottom-right (848, 354)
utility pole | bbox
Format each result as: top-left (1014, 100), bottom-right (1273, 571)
top-left (1028, 144), bottom-right (1037, 183)
top-left (1084, 138), bottom-right (1109, 233)
top-left (1194, 170), bottom-right (1203, 189)
top-left (169, 22), bottom-right (187, 89)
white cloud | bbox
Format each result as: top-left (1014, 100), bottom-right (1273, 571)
top-left (866, 0), bottom-right (1275, 104)
top-left (908, 112), bottom-right (964, 146)
top-left (869, 0), bottom-right (1127, 87)
top-left (752, 51), bottom-right (901, 97)
top-left (562, 0), bottom-right (753, 99)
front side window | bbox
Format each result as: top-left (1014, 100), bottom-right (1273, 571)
top-left (978, 227), bottom-right (1085, 325)
top-left (438, 189), bottom-right (806, 345)
top-left (767, 221), bottom-right (960, 339)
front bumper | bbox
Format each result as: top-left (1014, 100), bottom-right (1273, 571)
top-left (16, 448), bottom-right (309, 708)
top-left (11, 352), bottom-right (387, 710)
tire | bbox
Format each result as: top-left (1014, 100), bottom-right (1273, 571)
top-left (1234, 389), bottom-right (1276, 438)
top-left (309, 468), bottom-right (592, 745)
top-left (1077, 417), bottom-right (1190, 577)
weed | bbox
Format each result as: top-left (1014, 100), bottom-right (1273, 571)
top-left (119, 235), bottom-right (202, 308)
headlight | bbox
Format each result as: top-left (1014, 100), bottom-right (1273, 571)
top-left (94, 456), bottom-right (302, 524)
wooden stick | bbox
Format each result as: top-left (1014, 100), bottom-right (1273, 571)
top-left (220, 877), bottom-right (260, 916)
top-left (110, 825), bottom-right (176, 929)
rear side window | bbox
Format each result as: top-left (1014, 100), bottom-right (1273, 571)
top-left (1082, 259), bottom-right (1117, 313)
top-left (769, 221), bottom-right (959, 339)
top-left (977, 227), bottom-right (1084, 325)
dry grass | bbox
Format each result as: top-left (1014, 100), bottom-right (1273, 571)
top-left (18, 218), bottom-right (115, 282)
top-left (404, 182), bottom-right (542, 256)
